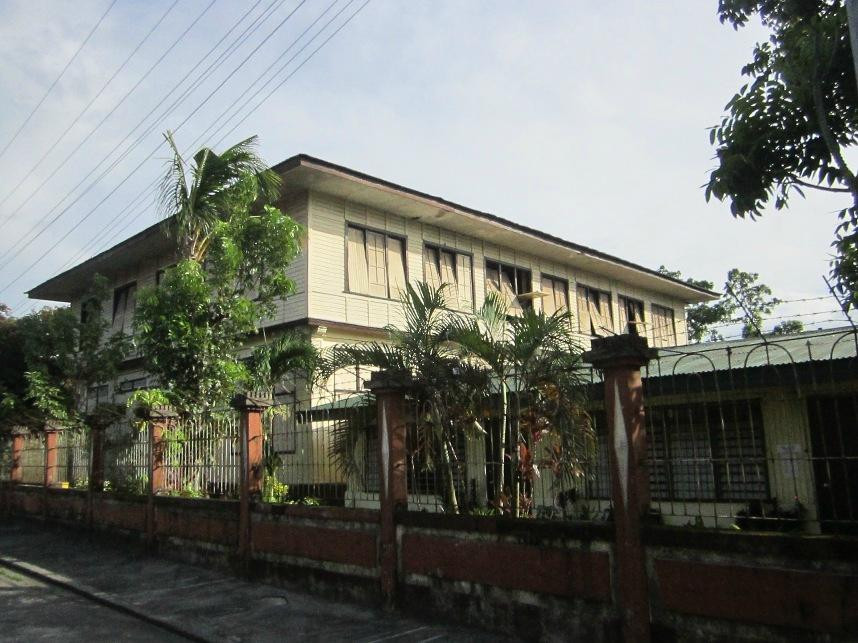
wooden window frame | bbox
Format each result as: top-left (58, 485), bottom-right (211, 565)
top-left (540, 273), bottom-right (570, 316)
top-left (344, 222), bottom-right (408, 301)
top-left (484, 258), bottom-right (534, 311)
top-left (423, 242), bottom-right (476, 312)
top-left (651, 303), bottom-right (677, 347)
top-left (618, 294), bottom-right (645, 336)
top-left (576, 284), bottom-right (613, 336)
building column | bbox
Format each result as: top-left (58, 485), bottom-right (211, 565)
top-left (584, 334), bottom-right (656, 643)
top-left (366, 370), bottom-right (411, 607)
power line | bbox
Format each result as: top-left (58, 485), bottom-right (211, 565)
top-left (0, 0), bottom-right (296, 274)
top-left (0, 0), bottom-right (118, 163)
top-left (0, 0), bottom-right (214, 228)
top-left (0, 0), bottom-right (281, 271)
top-left (3, 0), bottom-right (360, 299)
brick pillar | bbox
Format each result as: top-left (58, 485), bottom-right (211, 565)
top-left (9, 430), bottom-right (25, 483)
top-left (366, 370), bottom-right (411, 607)
top-left (43, 423), bottom-right (61, 487)
top-left (233, 392), bottom-right (272, 562)
top-left (146, 406), bottom-right (176, 544)
top-left (584, 334), bottom-right (656, 643)
top-left (89, 426), bottom-right (106, 492)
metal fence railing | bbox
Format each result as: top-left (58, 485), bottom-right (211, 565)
top-left (641, 328), bottom-right (858, 534)
top-left (263, 391), bottom-right (375, 508)
top-left (103, 421), bottom-right (149, 495)
top-left (19, 434), bottom-right (45, 485)
top-left (55, 430), bottom-right (89, 488)
top-left (161, 412), bottom-right (240, 499)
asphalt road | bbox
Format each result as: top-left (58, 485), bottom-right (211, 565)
top-left (0, 519), bottom-right (504, 642)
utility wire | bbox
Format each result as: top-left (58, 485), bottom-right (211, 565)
top-left (0, 0), bottom-right (118, 163)
top-left (0, 0), bottom-right (294, 273)
top-left (0, 0), bottom-right (214, 227)
top-left (3, 0), bottom-right (352, 297)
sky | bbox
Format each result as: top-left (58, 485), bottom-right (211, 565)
top-left (0, 0), bottom-right (853, 336)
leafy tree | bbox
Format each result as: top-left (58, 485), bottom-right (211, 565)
top-left (770, 319), bottom-right (806, 335)
top-left (724, 268), bottom-right (781, 337)
top-left (706, 1), bottom-right (858, 309)
top-left (136, 135), bottom-right (312, 412)
top-left (659, 266), bottom-right (804, 340)
top-left (0, 277), bottom-right (130, 436)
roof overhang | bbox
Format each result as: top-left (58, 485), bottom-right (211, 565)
top-left (29, 153), bottom-right (718, 304)
top-left (274, 155), bottom-right (717, 303)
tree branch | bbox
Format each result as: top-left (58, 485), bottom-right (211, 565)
top-left (793, 178), bottom-right (852, 193)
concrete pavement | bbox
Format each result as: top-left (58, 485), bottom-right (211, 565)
top-left (0, 519), bottom-right (505, 642)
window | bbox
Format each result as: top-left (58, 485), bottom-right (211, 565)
top-left (651, 304), bottom-right (677, 347)
top-left (80, 297), bottom-right (99, 324)
top-left (423, 244), bottom-right (474, 311)
top-left (86, 384), bottom-right (109, 411)
top-left (576, 285), bottom-right (613, 336)
top-left (485, 260), bottom-right (533, 315)
top-left (541, 275), bottom-right (569, 316)
top-left (155, 264), bottom-right (175, 287)
top-left (647, 401), bottom-right (767, 501)
top-left (117, 377), bottom-right (148, 393)
top-left (346, 225), bottom-right (406, 299)
top-left (618, 296), bottom-right (645, 336)
top-left (112, 282), bottom-right (137, 335)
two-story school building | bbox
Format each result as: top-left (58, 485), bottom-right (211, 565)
top-left (27, 155), bottom-right (717, 505)
top-left (29, 154), bottom-right (716, 382)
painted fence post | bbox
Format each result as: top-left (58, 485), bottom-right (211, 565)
top-left (583, 334), bottom-right (656, 643)
top-left (43, 422), bottom-right (61, 488)
top-left (146, 406), bottom-right (176, 545)
top-left (233, 392), bottom-right (271, 564)
top-left (366, 369), bottom-right (412, 607)
top-left (9, 429), bottom-right (25, 483)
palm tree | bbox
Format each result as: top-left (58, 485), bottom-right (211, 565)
top-left (159, 131), bottom-right (281, 261)
top-left (320, 283), bottom-right (485, 513)
top-left (448, 296), bottom-right (593, 516)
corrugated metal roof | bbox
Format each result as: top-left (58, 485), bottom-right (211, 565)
top-left (645, 327), bottom-right (858, 378)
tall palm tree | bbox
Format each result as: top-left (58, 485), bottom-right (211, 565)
top-left (159, 131), bottom-right (281, 261)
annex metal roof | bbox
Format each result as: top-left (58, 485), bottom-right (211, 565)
top-left (645, 327), bottom-right (858, 378)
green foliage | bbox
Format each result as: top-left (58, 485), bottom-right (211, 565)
top-left (724, 268), bottom-right (781, 337)
top-left (707, 1), bottom-right (858, 309)
top-left (770, 319), bottom-right (806, 335)
top-left (136, 134), bottom-right (312, 412)
top-left (0, 276), bottom-right (130, 435)
top-left (321, 283), bottom-right (593, 517)
top-left (658, 266), bottom-right (804, 341)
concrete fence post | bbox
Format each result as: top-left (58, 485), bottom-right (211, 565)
top-left (232, 392), bottom-right (272, 565)
top-left (366, 369), bottom-right (412, 607)
top-left (583, 334), bottom-right (656, 643)
top-left (10, 430), bottom-right (25, 483)
top-left (43, 423), bottom-right (61, 488)
top-left (88, 426), bottom-right (106, 492)
top-left (146, 406), bottom-right (177, 545)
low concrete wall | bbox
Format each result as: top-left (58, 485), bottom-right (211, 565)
top-left (4, 483), bottom-right (858, 641)
top-left (398, 512), bottom-right (619, 640)
top-left (645, 526), bottom-right (858, 641)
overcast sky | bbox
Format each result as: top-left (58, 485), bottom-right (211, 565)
top-left (0, 0), bottom-right (853, 335)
